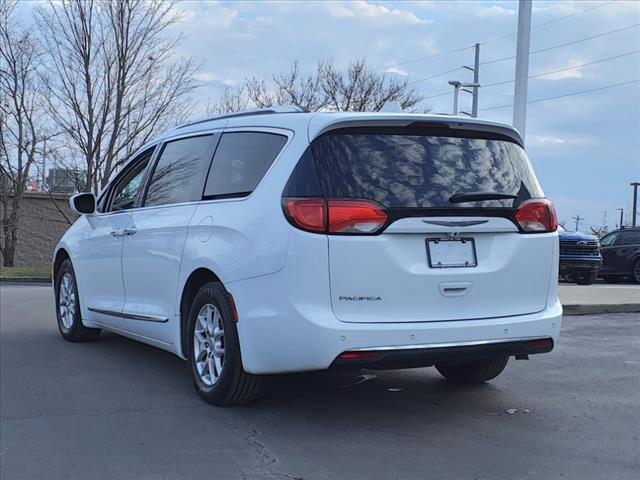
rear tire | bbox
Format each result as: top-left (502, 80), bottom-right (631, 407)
top-left (188, 282), bottom-right (260, 406)
top-left (54, 259), bottom-right (101, 342)
top-left (436, 356), bottom-right (509, 383)
top-left (574, 272), bottom-right (598, 285)
top-left (633, 259), bottom-right (640, 284)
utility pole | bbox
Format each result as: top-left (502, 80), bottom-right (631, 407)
top-left (513, 0), bottom-right (532, 143)
top-left (448, 80), bottom-right (481, 116)
top-left (472, 43), bottom-right (480, 117)
top-left (572, 214), bottom-right (583, 232)
top-left (616, 208), bottom-right (624, 228)
top-left (631, 182), bottom-right (639, 226)
top-left (462, 43), bottom-right (481, 117)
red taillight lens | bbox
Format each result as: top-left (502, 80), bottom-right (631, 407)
top-left (283, 198), bottom-right (388, 234)
top-left (515, 199), bottom-right (558, 233)
top-left (283, 198), bottom-right (325, 232)
top-left (327, 199), bottom-right (388, 234)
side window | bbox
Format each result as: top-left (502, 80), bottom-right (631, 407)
top-left (600, 233), bottom-right (617, 246)
top-left (144, 135), bottom-right (218, 207)
top-left (204, 131), bottom-right (287, 199)
top-left (107, 148), bottom-right (155, 212)
top-left (617, 232), bottom-right (640, 246)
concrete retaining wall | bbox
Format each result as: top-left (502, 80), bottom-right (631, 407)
top-left (1, 193), bottom-right (76, 268)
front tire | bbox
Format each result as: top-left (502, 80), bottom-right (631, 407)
top-left (436, 356), bottom-right (509, 383)
top-left (601, 275), bottom-right (620, 284)
top-left (574, 272), bottom-right (598, 285)
top-left (188, 282), bottom-right (260, 406)
top-left (54, 259), bottom-right (101, 342)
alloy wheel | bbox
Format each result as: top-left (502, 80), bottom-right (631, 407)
top-left (58, 272), bottom-right (76, 329)
top-left (193, 303), bottom-right (225, 386)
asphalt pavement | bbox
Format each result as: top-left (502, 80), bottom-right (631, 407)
top-left (1, 284), bottom-right (639, 480)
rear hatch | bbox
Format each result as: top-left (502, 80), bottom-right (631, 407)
top-left (283, 124), bottom-right (557, 323)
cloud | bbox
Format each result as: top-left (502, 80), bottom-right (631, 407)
top-left (476, 5), bottom-right (516, 18)
top-left (385, 66), bottom-right (409, 76)
top-left (528, 134), bottom-right (593, 147)
top-left (538, 58), bottom-right (594, 81)
top-left (326, 1), bottom-right (430, 25)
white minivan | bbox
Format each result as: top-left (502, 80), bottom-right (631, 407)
top-left (54, 107), bottom-right (561, 406)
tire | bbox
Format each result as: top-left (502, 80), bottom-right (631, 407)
top-left (435, 356), bottom-right (509, 384)
top-left (633, 259), bottom-right (640, 284)
top-left (188, 282), bottom-right (260, 406)
top-left (574, 272), bottom-right (598, 285)
top-left (601, 275), bottom-right (620, 284)
top-left (54, 259), bottom-right (101, 342)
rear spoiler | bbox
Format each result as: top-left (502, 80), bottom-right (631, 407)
top-left (307, 114), bottom-right (524, 148)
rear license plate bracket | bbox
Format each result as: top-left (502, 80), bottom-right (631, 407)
top-left (426, 237), bottom-right (477, 268)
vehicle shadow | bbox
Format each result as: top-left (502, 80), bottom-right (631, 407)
top-left (88, 330), bottom-right (510, 422)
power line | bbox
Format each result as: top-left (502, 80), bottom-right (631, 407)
top-left (478, 1), bottom-right (616, 47)
top-left (407, 66), bottom-right (464, 86)
top-left (480, 23), bottom-right (640, 66)
top-left (379, 1), bottom-right (615, 72)
top-left (479, 79), bottom-right (640, 111)
top-left (378, 46), bottom-right (474, 72)
top-left (482, 49), bottom-right (640, 88)
top-left (422, 50), bottom-right (640, 100)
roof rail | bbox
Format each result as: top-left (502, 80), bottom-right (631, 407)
top-left (176, 105), bottom-right (308, 130)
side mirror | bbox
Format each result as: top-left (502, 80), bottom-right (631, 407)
top-left (69, 192), bottom-right (96, 215)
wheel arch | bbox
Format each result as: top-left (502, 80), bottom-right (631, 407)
top-left (53, 248), bottom-right (71, 281)
top-left (179, 267), bottom-right (223, 359)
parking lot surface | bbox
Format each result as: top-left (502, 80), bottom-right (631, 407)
top-left (1, 284), bottom-right (639, 480)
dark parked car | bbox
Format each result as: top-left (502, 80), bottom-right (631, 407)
top-left (558, 226), bottom-right (602, 285)
top-left (599, 227), bottom-right (640, 284)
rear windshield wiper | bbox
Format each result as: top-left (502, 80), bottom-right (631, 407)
top-left (449, 192), bottom-right (518, 203)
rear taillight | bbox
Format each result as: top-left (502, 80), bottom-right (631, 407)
top-left (327, 199), bottom-right (387, 234)
top-left (283, 198), bottom-right (325, 232)
top-left (283, 198), bottom-right (388, 234)
top-left (515, 199), bottom-right (558, 233)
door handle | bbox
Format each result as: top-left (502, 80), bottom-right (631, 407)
top-left (122, 227), bottom-right (137, 236)
top-left (110, 229), bottom-right (124, 237)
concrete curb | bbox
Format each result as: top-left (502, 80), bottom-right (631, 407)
top-left (1, 280), bottom-right (636, 316)
top-left (563, 304), bottom-right (640, 316)
top-left (0, 277), bottom-right (51, 285)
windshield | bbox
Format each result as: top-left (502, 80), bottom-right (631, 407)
top-left (311, 129), bottom-right (544, 209)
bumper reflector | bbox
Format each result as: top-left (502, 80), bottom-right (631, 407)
top-left (338, 351), bottom-right (380, 361)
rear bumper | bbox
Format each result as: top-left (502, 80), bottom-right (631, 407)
top-left (331, 337), bottom-right (553, 371)
top-left (230, 268), bottom-right (563, 374)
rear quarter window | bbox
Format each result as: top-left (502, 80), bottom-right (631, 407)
top-left (204, 131), bottom-right (287, 199)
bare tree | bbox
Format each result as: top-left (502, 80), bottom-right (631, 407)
top-left (206, 86), bottom-right (250, 116)
top-left (0, 0), bottom-right (48, 266)
top-left (35, 0), bottom-right (200, 191)
top-left (237, 59), bottom-right (424, 113)
top-left (209, 59), bottom-right (425, 115)
top-left (319, 59), bottom-right (424, 112)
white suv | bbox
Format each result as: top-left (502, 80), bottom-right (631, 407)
top-left (54, 107), bottom-right (562, 406)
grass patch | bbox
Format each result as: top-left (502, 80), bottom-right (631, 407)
top-left (0, 266), bottom-right (51, 279)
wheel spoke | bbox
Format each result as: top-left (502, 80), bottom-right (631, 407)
top-left (193, 303), bottom-right (225, 386)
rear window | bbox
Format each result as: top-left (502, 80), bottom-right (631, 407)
top-left (310, 128), bottom-right (543, 209)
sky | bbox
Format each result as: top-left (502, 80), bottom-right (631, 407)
top-left (17, 0), bottom-right (640, 231)
top-left (165, 0), bottom-right (640, 232)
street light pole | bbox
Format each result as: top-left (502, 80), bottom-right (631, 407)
top-left (448, 80), bottom-right (481, 116)
top-left (513, 0), bottom-right (532, 143)
top-left (631, 182), bottom-right (639, 227)
top-left (616, 208), bottom-right (624, 228)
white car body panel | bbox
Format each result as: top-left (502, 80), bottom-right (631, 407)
top-left (54, 110), bottom-right (562, 373)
